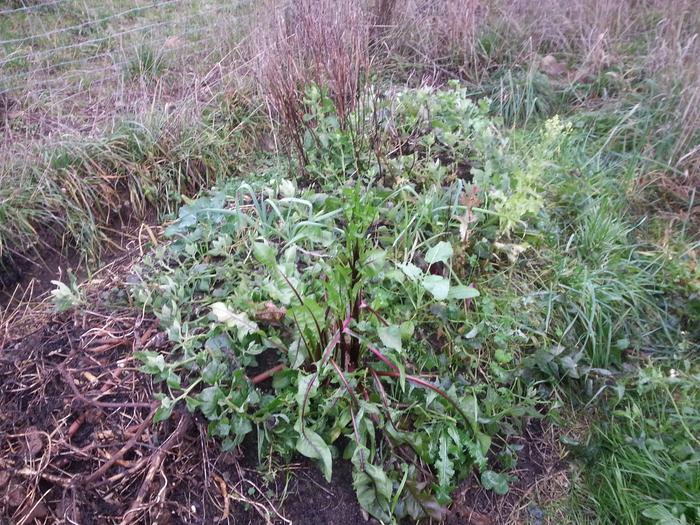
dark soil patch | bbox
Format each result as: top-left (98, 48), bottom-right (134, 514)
top-left (0, 268), bottom-right (366, 525)
top-left (447, 420), bottom-right (569, 525)
top-left (0, 208), bottom-right (158, 311)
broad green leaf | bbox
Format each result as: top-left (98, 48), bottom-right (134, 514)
top-left (154, 397), bottom-right (175, 423)
top-left (287, 339), bottom-right (306, 369)
top-left (425, 241), bottom-right (453, 264)
top-left (264, 273), bottom-right (295, 305)
top-left (279, 179), bottom-right (296, 198)
top-left (422, 275), bottom-right (450, 300)
top-left (295, 371), bottom-right (318, 407)
top-left (135, 351), bottom-right (166, 374)
top-left (481, 470), bottom-right (510, 495)
top-left (377, 325), bottom-right (402, 353)
top-left (397, 262), bottom-right (423, 281)
top-left (447, 285), bottom-right (480, 300)
top-left (365, 249), bottom-right (387, 271)
top-left (402, 481), bottom-right (448, 521)
top-left (642, 505), bottom-right (684, 525)
top-left (253, 241), bottom-right (277, 266)
top-left (210, 303), bottom-right (258, 341)
top-left (400, 321), bottom-right (415, 340)
top-left (352, 448), bottom-right (392, 522)
top-left (295, 425), bottom-right (333, 482)
top-left (197, 386), bottom-right (224, 419)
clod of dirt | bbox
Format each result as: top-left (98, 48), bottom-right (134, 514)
top-left (255, 301), bottom-right (287, 323)
top-left (5, 481), bottom-right (25, 508)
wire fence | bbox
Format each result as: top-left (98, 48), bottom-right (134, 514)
top-left (1, 0), bottom-right (252, 151)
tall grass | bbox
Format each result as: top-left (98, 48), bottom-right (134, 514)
top-left (575, 364), bottom-right (700, 524)
top-left (0, 97), bottom-right (259, 264)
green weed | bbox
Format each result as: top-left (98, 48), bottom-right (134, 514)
top-left (575, 363), bottom-right (700, 525)
top-left (130, 85), bottom-right (572, 522)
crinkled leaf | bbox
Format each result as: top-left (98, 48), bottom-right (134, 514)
top-left (398, 262), bottom-right (423, 281)
top-left (210, 303), bottom-right (258, 341)
top-left (352, 449), bottom-right (392, 523)
top-left (402, 481), bottom-right (448, 521)
top-left (481, 470), bottom-right (510, 495)
top-left (279, 179), bottom-right (296, 198)
top-left (198, 386), bottom-right (224, 419)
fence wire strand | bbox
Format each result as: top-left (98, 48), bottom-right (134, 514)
top-left (0, 0), bottom-right (252, 152)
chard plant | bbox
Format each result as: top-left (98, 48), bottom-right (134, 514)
top-left (131, 84), bottom-right (569, 522)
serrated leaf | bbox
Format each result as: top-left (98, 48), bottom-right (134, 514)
top-left (165, 370), bottom-right (181, 389)
top-left (422, 275), bottom-right (450, 300)
top-left (210, 303), bottom-right (258, 341)
top-left (295, 425), bottom-right (333, 482)
top-left (377, 325), bottom-right (403, 353)
top-left (447, 285), bottom-right (480, 300)
top-left (481, 470), bottom-right (510, 495)
top-left (436, 433), bottom-right (455, 487)
top-left (425, 241), bottom-right (453, 264)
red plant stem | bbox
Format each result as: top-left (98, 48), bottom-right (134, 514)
top-left (371, 369), bottom-right (471, 425)
top-left (370, 368), bottom-right (399, 432)
top-left (329, 358), bottom-right (365, 468)
top-left (330, 358), bottom-right (359, 405)
top-left (251, 364), bottom-right (286, 385)
top-left (360, 301), bottom-right (389, 327)
top-left (301, 315), bottom-right (352, 425)
top-left (343, 327), bottom-right (398, 372)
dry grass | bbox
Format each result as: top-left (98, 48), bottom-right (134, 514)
top-left (253, 0), bottom-right (370, 160)
top-left (247, 0), bottom-right (698, 189)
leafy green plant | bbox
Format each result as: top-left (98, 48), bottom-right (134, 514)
top-left (126, 44), bottom-right (166, 80)
top-left (130, 83), bottom-right (581, 522)
top-left (50, 271), bottom-right (84, 312)
top-left (133, 179), bottom-right (520, 521)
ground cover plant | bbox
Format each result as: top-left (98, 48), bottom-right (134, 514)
top-left (131, 85), bottom-right (563, 521)
top-left (1, 0), bottom-right (698, 524)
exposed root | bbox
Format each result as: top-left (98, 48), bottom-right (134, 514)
top-left (120, 411), bottom-right (192, 525)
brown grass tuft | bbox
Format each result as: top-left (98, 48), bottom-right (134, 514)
top-left (254, 0), bottom-right (370, 161)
